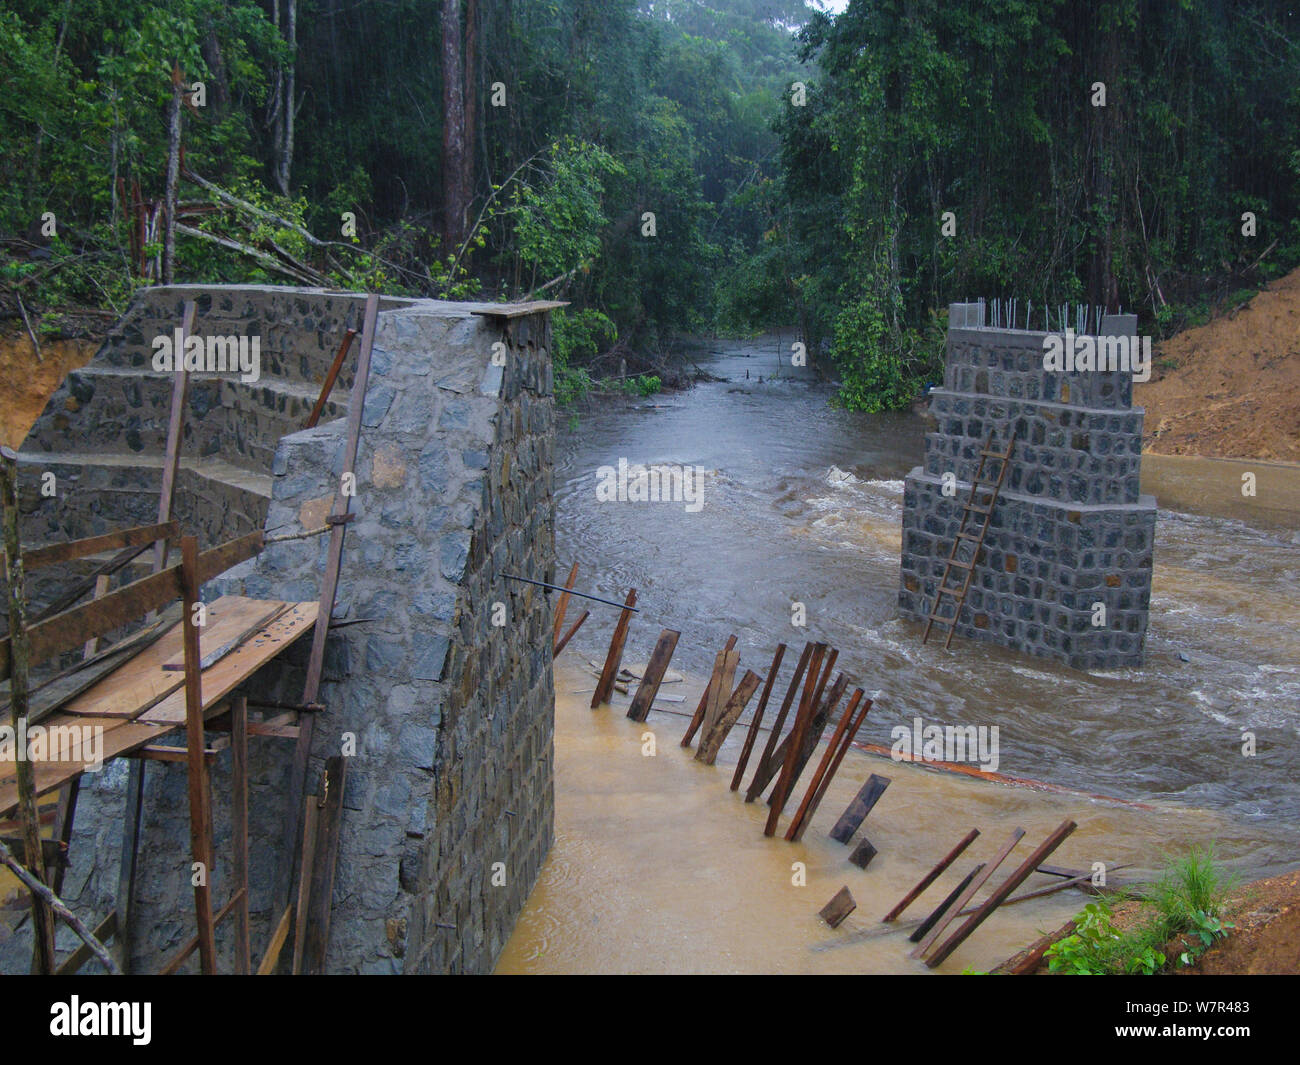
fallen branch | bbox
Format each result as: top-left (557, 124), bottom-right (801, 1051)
top-left (0, 835), bottom-right (122, 974)
top-left (175, 223), bottom-right (322, 286)
top-left (16, 295), bottom-right (41, 363)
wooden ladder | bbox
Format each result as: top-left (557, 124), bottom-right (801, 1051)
top-left (922, 430), bottom-right (1016, 649)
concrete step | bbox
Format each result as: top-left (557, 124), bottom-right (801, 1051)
top-left (15, 451), bottom-right (270, 549)
top-left (26, 366), bottom-right (347, 471)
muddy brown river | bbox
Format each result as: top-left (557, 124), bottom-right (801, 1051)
top-left (497, 333), bottom-right (1299, 974)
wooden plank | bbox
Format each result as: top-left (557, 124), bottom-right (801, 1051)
top-left (0, 533), bottom-right (263, 681)
top-left (908, 863), bottom-right (986, 945)
top-left (626, 629), bottom-right (680, 722)
top-left (680, 635), bottom-right (737, 747)
top-left (158, 889), bottom-right (244, 976)
top-left (786, 688), bottom-right (865, 842)
top-left (883, 828), bottom-right (981, 922)
top-left (60, 598), bottom-right (271, 719)
top-left (291, 793), bottom-right (319, 975)
top-left (696, 669), bottom-right (760, 765)
top-left (21, 520), bottom-right (179, 571)
top-left (257, 905), bottom-right (293, 975)
top-left (990, 917), bottom-right (1079, 976)
top-left (730, 643), bottom-right (785, 792)
top-left (34, 543), bottom-right (148, 624)
top-left (160, 601), bottom-right (290, 670)
top-left (19, 517), bottom-right (178, 569)
top-left (828, 772), bottom-right (892, 845)
top-left (468, 300), bottom-right (569, 319)
top-left (139, 603), bottom-right (318, 725)
top-left (0, 721), bottom-right (168, 817)
top-left (913, 826), bottom-right (1025, 960)
top-left (766, 670), bottom-right (846, 813)
top-left (763, 643), bottom-right (827, 837)
top-left (744, 642), bottom-right (810, 801)
top-left (699, 648), bottom-right (739, 741)
top-left (153, 300), bottom-right (196, 572)
top-left (789, 693), bottom-right (873, 843)
top-left (230, 694), bottom-right (251, 975)
top-left (551, 561), bottom-right (579, 649)
top-left (848, 838), bottom-right (878, 870)
top-left (285, 276), bottom-right (378, 913)
top-left (590, 588), bottom-right (637, 708)
top-left (179, 535), bottom-right (216, 975)
top-left (925, 819), bottom-right (1077, 968)
top-left (552, 610), bottom-right (588, 657)
top-left (302, 756), bottom-right (348, 975)
top-left (818, 886), bottom-right (856, 929)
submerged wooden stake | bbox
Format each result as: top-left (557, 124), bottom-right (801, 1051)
top-left (553, 610), bottom-right (589, 657)
top-left (551, 561), bottom-right (580, 651)
top-left (819, 886), bottom-right (857, 929)
top-left (730, 643), bottom-right (785, 791)
top-left (786, 688), bottom-right (867, 842)
top-left (925, 819), bottom-right (1077, 968)
top-left (591, 588), bottom-right (637, 708)
top-left (793, 694), bottom-right (873, 843)
top-left (828, 771), bottom-right (891, 845)
top-left (883, 828), bottom-right (981, 922)
top-left (626, 629), bottom-right (680, 722)
top-left (681, 634), bottom-right (737, 746)
top-left (744, 642), bottom-right (811, 801)
top-left (696, 669), bottom-right (761, 765)
top-left (763, 644), bottom-right (827, 836)
top-left (912, 827), bottom-right (1025, 960)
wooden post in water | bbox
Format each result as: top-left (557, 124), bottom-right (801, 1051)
top-left (591, 588), bottom-right (637, 708)
top-left (730, 643), bottom-right (785, 791)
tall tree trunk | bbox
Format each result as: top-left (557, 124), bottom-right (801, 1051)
top-left (270, 0), bottom-right (296, 195)
top-left (163, 64), bottom-right (183, 285)
top-left (441, 0), bottom-right (468, 249)
top-left (464, 0), bottom-right (479, 214)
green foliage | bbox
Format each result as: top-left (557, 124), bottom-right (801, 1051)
top-left (552, 307), bottom-right (617, 408)
top-left (1045, 847), bottom-right (1235, 975)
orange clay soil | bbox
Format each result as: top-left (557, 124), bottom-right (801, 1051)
top-left (1137, 266), bottom-right (1300, 462)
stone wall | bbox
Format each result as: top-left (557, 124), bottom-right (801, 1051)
top-left (898, 303), bottom-right (1156, 670)
top-left (1, 286), bottom-right (556, 975)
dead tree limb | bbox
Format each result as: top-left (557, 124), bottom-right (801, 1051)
top-left (0, 836), bottom-right (122, 974)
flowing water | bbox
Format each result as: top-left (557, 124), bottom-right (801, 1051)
top-left (496, 332), bottom-right (1300, 974)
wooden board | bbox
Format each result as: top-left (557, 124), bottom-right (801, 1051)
top-left (699, 649), bottom-right (739, 742)
top-left (730, 643), bottom-right (785, 792)
top-left (925, 819), bottom-right (1077, 968)
top-left (140, 603), bottom-right (318, 725)
top-left (590, 588), bottom-right (637, 708)
top-left (626, 629), bottom-right (680, 723)
top-left (828, 773), bottom-right (892, 844)
top-left (744, 642), bottom-right (810, 801)
top-left (468, 300), bottom-right (569, 319)
top-left (21, 521), bottom-right (178, 571)
top-left (912, 827), bottom-right (1025, 960)
top-left (680, 635), bottom-right (737, 747)
top-left (695, 669), bottom-right (760, 765)
top-left (848, 838), bottom-right (878, 870)
top-left (882, 828), bottom-right (981, 922)
top-left (0, 600), bottom-right (317, 817)
top-left (60, 598), bottom-right (283, 719)
top-left (301, 756), bottom-right (348, 974)
top-left (160, 601), bottom-right (290, 671)
top-left (819, 886), bottom-right (856, 929)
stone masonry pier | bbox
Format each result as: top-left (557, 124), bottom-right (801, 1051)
top-left (5, 285), bottom-right (557, 974)
top-left (898, 302), bottom-right (1157, 670)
